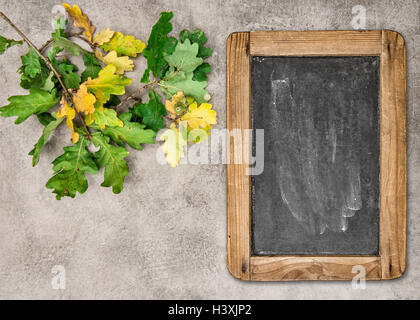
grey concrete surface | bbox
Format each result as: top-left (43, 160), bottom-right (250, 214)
top-left (0, 0), bottom-right (419, 299)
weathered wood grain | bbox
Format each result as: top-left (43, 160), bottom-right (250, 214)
top-left (251, 256), bottom-right (380, 281)
top-left (226, 32), bottom-right (251, 280)
top-left (250, 30), bottom-right (382, 56)
top-left (379, 30), bottom-right (407, 279)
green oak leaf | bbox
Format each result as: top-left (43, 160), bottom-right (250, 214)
top-left (0, 35), bottom-right (22, 55)
top-left (19, 47), bottom-right (60, 91)
top-left (164, 39), bottom-right (203, 73)
top-left (0, 89), bottom-right (59, 124)
top-left (52, 34), bottom-right (86, 56)
top-left (91, 105), bottom-right (123, 130)
top-left (179, 29), bottom-right (212, 81)
top-left (48, 46), bottom-right (63, 62)
top-left (179, 29), bottom-right (213, 59)
top-left (141, 12), bottom-right (178, 83)
top-left (132, 90), bottom-right (166, 132)
top-left (159, 69), bottom-right (210, 104)
top-left (29, 112), bottom-right (64, 167)
top-left (192, 62), bottom-right (211, 82)
top-left (81, 53), bottom-right (101, 82)
top-left (46, 136), bottom-right (99, 200)
top-left (36, 112), bottom-right (56, 126)
top-left (18, 61), bottom-right (51, 91)
top-left (21, 48), bottom-right (42, 78)
top-left (91, 132), bottom-right (129, 194)
top-left (91, 112), bottom-right (156, 150)
top-left (53, 59), bottom-right (81, 90)
top-left (41, 72), bottom-right (55, 92)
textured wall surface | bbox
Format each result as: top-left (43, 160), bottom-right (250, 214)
top-left (0, 0), bottom-right (418, 299)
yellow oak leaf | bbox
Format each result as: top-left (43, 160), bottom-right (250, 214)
top-left (93, 28), bottom-right (115, 45)
top-left (62, 3), bottom-right (95, 43)
top-left (95, 50), bottom-right (104, 61)
top-left (100, 32), bottom-right (146, 57)
top-left (180, 102), bottom-right (217, 129)
top-left (165, 91), bottom-right (186, 119)
top-left (101, 51), bottom-right (134, 74)
top-left (186, 126), bottom-right (211, 144)
top-left (160, 123), bottom-right (187, 168)
top-left (84, 64), bottom-right (131, 105)
top-left (57, 98), bottom-right (79, 143)
top-left (73, 83), bottom-right (96, 115)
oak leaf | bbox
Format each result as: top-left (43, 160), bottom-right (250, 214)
top-left (0, 35), bottom-right (22, 55)
top-left (90, 112), bottom-right (156, 150)
top-left (160, 123), bottom-right (187, 168)
top-left (29, 112), bottom-right (64, 166)
top-left (0, 89), bottom-right (59, 124)
top-left (73, 83), bottom-right (96, 115)
top-left (91, 132), bottom-right (129, 194)
top-left (159, 69), bottom-right (210, 104)
top-left (57, 98), bottom-right (79, 143)
top-left (179, 29), bottom-right (213, 59)
top-left (179, 29), bottom-right (212, 81)
top-left (86, 105), bottom-right (123, 130)
top-left (46, 136), bottom-right (99, 199)
top-left (81, 53), bottom-right (101, 82)
top-left (62, 3), bottom-right (95, 42)
top-left (93, 28), bottom-right (115, 45)
top-left (164, 39), bottom-right (203, 73)
top-left (180, 101), bottom-right (217, 129)
top-left (165, 91), bottom-right (189, 119)
top-left (100, 32), bottom-right (145, 57)
top-left (21, 48), bottom-right (41, 78)
top-left (53, 59), bottom-right (81, 90)
top-left (52, 34), bottom-right (86, 56)
top-left (19, 58), bottom-right (53, 92)
top-left (98, 50), bottom-right (134, 74)
top-left (141, 12), bottom-right (177, 82)
top-left (132, 90), bottom-right (166, 132)
top-left (84, 64), bottom-right (131, 105)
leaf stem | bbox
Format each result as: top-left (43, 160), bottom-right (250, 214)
top-left (0, 11), bottom-right (91, 139)
top-left (115, 82), bottom-right (155, 110)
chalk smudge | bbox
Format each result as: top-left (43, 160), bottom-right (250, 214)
top-left (270, 78), bottom-right (362, 235)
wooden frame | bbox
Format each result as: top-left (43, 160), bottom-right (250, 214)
top-left (226, 30), bottom-right (406, 281)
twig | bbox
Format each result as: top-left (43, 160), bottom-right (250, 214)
top-left (163, 115), bottom-right (177, 121)
top-left (116, 83), bottom-right (155, 110)
top-left (0, 11), bottom-right (91, 138)
top-left (71, 33), bottom-right (96, 50)
top-left (39, 38), bottom-right (53, 52)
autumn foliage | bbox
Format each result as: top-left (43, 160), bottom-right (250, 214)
top-left (0, 3), bottom-right (216, 199)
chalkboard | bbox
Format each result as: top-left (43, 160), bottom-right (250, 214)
top-left (251, 56), bottom-right (380, 255)
top-left (226, 31), bottom-right (406, 281)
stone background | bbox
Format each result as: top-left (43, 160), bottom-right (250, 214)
top-left (0, 0), bottom-right (418, 299)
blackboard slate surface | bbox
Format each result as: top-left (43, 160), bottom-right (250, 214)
top-left (251, 56), bottom-right (380, 255)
